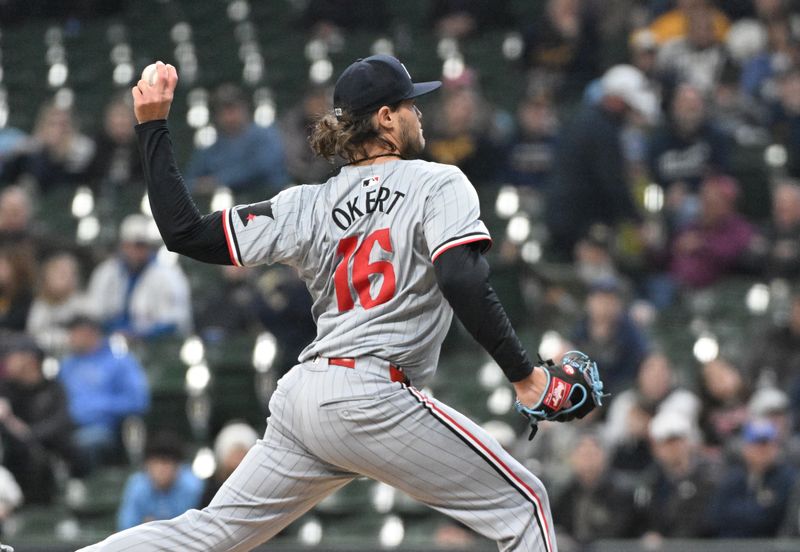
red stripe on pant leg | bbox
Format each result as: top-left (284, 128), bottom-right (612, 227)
top-left (407, 387), bottom-right (553, 552)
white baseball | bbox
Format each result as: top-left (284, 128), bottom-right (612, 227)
top-left (142, 63), bottom-right (159, 86)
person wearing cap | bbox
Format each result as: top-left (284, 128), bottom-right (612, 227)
top-left (0, 337), bottom-right (73, 504)
top-left (85, 213), bottom-right (192, 339)
top-left (545, 64), bottom-right (654, 258)
top-left (634, 410), bottom-right (715, 539)
top-left (708, 419), bottom-right (796, 537)
top-left (81, 54), bottom-right (570, 550)
top-left (58, 314), bottom-right (150, 473)
top-left (117, 430), bottom-right (203, 531)
top-left (185, 83), bottom-right (288, 198)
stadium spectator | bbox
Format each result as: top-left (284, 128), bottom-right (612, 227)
top-left (199, 421), bottom-right (258, 508)
top-left (647, 83), bottom-right (731, 230)
top-left (781, 473), bottom-right (800, 536)
top-left (498, 92), bottom-right (558, 192)
top-left (604, 352), bottom-right (701, 448)
top-left (708, 419), bottom-right (796, 537)
top-left (655, 5), bottom-right (730, 94)
top-left (278, 85), bottom-right (335, 184)
top-left (0, 184), bottom-right (86, 264)
top-left (747, 290), bottom-right (800, 385)
top-left (709, 72), bottom-right (771, 164)
top-left (424, 69), bottom-right (509, 184)
top-left (769, 67), bottom-right (800, 179)
top-left (648, 175), bottom-right (754, 305)
top-left (745, 180), bottom-right (800, 280)
top-left (698, 357), bottom-right (750, 451)
top-left (195, 266), bottom-right (269, 341)
top-left (0, 245), bottom-right (36, 332)
top-left (0, 125), bottom-right (27, 175)
top-left (648, 0), bottom-right (730, 46)
top-left (0, 337), bottom-right (73, 504)
top-left (610, 396), bottom-right (656, 474)
top-left (86, 214), bottom-right (192, 339)
top-left (0, 185), bottom-right (32, 238)
top-left (185, 83), bottom-right (288, 199)
top-left (255, 266), bottom-right (316, 377)
top-left (570, 224), bottom-right (636, 295)
top-left (629, 29), bottom-right (660, 81)
top-left (670, 174), bottom-right (754, 287)
top-left (552, 433), bottom-right (636, 546)
top-left (300, 0), bottom-right (391, 39)
top-left (741, 15), bottom-right (799, 104)
top-left (26, 252), bottom-right (85, 356)
top-left (117, 430), bottom-right (203, 530)
top-left (571, 278), bottom-right (650, 397)
top-left (87, 93), bottom-right (144, 194)
top-left (546, 65), bottom-right (653, 257)
top-left (59, 314), bottom-right (150, 472)
top-left (747, 386), bottom-right (800, 464)
top-left (521, 0), bottom-right (601, 101)
top-left (634, 410), bottom-right (715, 538)
top-left (0, 101), bottom-right (95, 194)
top-left (430, 0), bottom-right (514, 39)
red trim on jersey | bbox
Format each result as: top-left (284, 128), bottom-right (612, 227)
top-left (221, 209), bottom-right (242, 267)
top-left (431, 235), bottom-right (492, 263)
top-left (328, 357), bottom-right (356, 369)
top-left (407, 387), bottom-right (554, 552)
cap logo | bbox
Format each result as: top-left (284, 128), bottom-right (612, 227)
top-left (334, 107), bottom-right (343, 118)
top-left (400, 62), bottom-right (412, 80)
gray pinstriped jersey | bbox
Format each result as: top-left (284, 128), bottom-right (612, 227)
top-left (222, 159), bottom-right (491, 385)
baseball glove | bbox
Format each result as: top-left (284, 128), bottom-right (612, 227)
top-left (514, 350), bottom-right (606, 440)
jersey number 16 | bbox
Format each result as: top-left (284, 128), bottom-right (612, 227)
top-left (334, 228), bottom-right (396, 312)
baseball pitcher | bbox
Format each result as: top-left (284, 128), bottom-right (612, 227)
top-left (78, 56), bottom-right (603, 552)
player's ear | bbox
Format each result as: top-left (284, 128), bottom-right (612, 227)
top-left (374, 105), bottom-right (395, 130)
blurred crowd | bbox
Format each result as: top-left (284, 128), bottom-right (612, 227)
top-left (2, 0), bottom-right (800, 548)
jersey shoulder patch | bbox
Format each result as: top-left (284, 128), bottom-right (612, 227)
top-left (236, 201), bottom-right (274, 226)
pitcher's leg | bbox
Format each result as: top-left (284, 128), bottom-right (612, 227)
top-left (77, 439), bottom-right (353, 552)
top-left (311, 384), bottom-right (557, 552)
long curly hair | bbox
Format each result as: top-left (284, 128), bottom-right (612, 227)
top-left (309, 105), bottom-right (400, 163)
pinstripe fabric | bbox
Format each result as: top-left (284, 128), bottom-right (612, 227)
top-left (79, 360), bottom-right (556, 552)
top-left (77, 159), bottom-right (556, 552)
top-left (220, 160), bottom-right (490, 386)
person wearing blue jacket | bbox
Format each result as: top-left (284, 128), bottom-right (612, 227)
top-left (117, 430), bottom-right (203, 530)
top-left (708, 419), bottom-right (796, 538)
top-left (59, 314), bottom-right (150, 471)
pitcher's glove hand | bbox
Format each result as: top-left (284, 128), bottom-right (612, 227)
top-left (514, 351), bottom-right (606, 440)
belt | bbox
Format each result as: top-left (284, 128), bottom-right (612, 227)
top-left (326, 357), bottom-right (410, 385)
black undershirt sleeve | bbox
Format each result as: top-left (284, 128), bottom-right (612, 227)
top-left (434, 243), bottom-right (534, 382)
top-left (135, 119), bottom-right (232, 265)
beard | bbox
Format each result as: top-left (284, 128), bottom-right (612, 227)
top-left (398, 121), bottom-right (425, 159)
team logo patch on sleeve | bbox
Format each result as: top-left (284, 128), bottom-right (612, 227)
top-left (237, 201), bottom-right (274, 226)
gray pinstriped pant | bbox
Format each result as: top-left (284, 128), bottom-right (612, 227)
top-left (78, 357), bottom-right (557, 552)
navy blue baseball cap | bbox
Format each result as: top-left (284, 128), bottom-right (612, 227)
top-left (333, 55), bottom-right (441, 118)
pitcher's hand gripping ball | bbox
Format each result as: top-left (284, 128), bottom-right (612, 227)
top-left (514, 351), bottom-right (606, 440)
